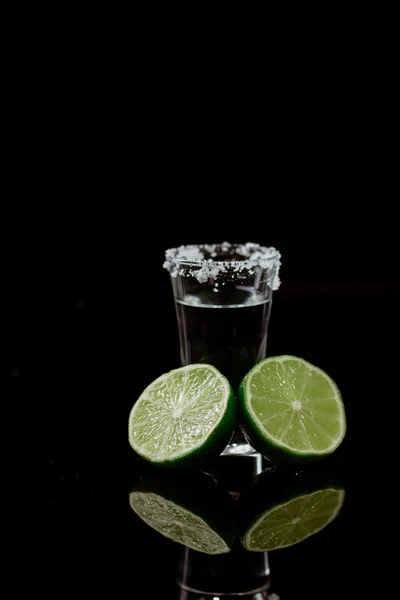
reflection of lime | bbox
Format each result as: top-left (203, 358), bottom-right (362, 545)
top-left (129, 475), bottom-right (235, 555)
top-left (238, 355), bottom-right (346, 462)
top-left (242, 486), bottom-right (345, 552)
top-left (128, 364), bottom-right (235, 468)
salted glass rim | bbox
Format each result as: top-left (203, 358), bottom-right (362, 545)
top-left (164, 241), bottom-right (281, 267)
top-left (163, 241), bottom-right (282, 290)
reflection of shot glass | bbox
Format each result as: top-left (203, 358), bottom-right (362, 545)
top-left (177, 544), bottom-right (270, 599)
top-left (164, 241), bottom-right (281, 455)
top-left (176, 453), bottom-right (271, 598)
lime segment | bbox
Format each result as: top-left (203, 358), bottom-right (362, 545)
top-left (242, 487), bottom-right (345, 551)
top-left (129, 490), bottom-right (231, 554)
top-left (239, 356), bottom-right (346, 460)
top-left (128, 364), bottom-right (235, 467)
top-left (129, 475), bottom-right (235, 554)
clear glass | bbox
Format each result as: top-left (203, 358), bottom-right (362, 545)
top-left (177, 545), bottom-right (270, 599)
top-left (177, 453), bottom-right (270, 599)
top-left (164, 242), bottom-right (281, 456)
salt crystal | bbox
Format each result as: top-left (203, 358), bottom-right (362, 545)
top-left (163, 241), bottom-right (281, 289)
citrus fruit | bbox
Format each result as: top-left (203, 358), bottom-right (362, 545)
top-left (128, 364), bottom-right (236, 468)
top-left (129, 474), bottom-right (235, 554)
top-left (238, 355), bottom-right (346, 462)
top-left (242, 485), bottom-right (345, 551)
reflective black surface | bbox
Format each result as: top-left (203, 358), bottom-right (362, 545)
top-left (7, 287), bottom-right (398, 599)
top-left (7, 178), bottom-right (398, 598)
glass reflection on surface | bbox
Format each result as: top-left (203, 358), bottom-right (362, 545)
top-left (128, 457), bottom-right (345, 598)
top-left (178, 543), bottom-right (270, 598)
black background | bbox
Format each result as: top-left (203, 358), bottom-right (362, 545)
top-left (7, 175), bottom-right (397, 597)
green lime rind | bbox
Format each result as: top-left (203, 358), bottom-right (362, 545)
top-left (129, 473), bottom-right (236, 554)
top-left (240, 467), bottom-right (346, 522)
top-left (239, 469), bottom-right (346, 552)
top-left (243, 488), bottom-right (345, 552)
top-left (238, 355), bottom-right (346, 463)
top-left (129, 364), bottom-right (236, 469)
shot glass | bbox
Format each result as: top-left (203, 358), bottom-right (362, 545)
top-left (164, 241), bottom-right (281, 456)
top-left (177, 544), bottom-right (270, 599)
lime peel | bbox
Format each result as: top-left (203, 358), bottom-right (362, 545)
top-left (129, 364), bottom-right (236, 468)
top-left (239, 355), bottom-right (346, 461)
top-left (129, 491), bottom-right (231, 554)
top-left (242, 487), bottom-right (345, 551)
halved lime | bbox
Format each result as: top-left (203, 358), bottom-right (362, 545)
top-left (242, 486), bottom-right (345, 551)
top-left (238, 356), bottom-right (346, 462)
top-left (129, 474), bottom-right (235, 554)
top-left (128, 364), bottom-right (236, 468)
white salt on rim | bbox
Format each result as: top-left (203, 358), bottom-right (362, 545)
top-left (163, 241), bottom-right (282, 290)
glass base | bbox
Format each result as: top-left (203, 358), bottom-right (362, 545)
top-left (178, 544), bottom-right (270, 598)
top-left (221, 442), bottom-right (257, 456)
top-left (178, 583), bottom-right (270, 599)
top-left (222, 428), bottom-right (259, 456)
top-left (213, 447), bottom-right (265, 498)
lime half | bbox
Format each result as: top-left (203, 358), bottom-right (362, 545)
top-left (128, 364), bottom-right (235, 468)
top-left (238, 356), bottom-right (346, 461)
top-left (242, 486), bottom-right (345, 551)
top-left (129, 475), bottom-right (234, 554)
